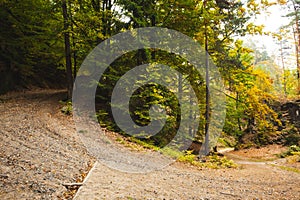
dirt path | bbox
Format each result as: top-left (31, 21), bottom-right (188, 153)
top-left (74, 154), bottom-right (300, 200)
top-left (0, 90), bottom-right (94, 199)
top-left (74, 160), bottom-right (300, 200)
top-left (1, 90), bottom-right (299, 199)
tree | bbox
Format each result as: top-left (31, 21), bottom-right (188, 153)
top-left (62, 0), bottom-right (73, 99)
top-left (291, 0), bottom-right (300, 94)
top-left (0, 0), bottom-right (66, 94)
top-left (283, 0), bottom-right (300, 94)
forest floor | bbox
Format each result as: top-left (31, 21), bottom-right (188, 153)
top-left (0, 90), bottom-right (299, 200)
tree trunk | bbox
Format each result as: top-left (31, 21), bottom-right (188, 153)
top-left (236, 92), bottom-right (242, 132)
top-left (204, 0), bottom-right (210, 155)
top-left (279, 40), bottom-right (287, 97)
top-left (62, 0), bottom-right (73, 99)
top-left (292, 1), bottom-right (300, 95)
top-left (296, 13), bottom-right (300, 95)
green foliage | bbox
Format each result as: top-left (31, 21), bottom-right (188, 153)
top-left (160, 147), bottom-right (185, 159)
top-left (129, 137), bottom-right (160, 151)
top-left (178, 150), bottom-right (197, 163)
top-left (221, 40), bottom-right (280, 147)
top-left (1, 0), bottom-right (287, 152)
top-left (283, 126), bottom-right (300, 146)
top-left (0, 0), bottom-right (66, 90)
top-left (218, 136), bottom-right (237, 148)
top-left (280, 145), bottom-right (300, 158)
top-left (178, 151), bottom-right (238, 169)
top-left (200, 155), bottom-right (238, 169)
top-left (160, 148), bottom-right (238, 169)
top-left (60, 101), bottom-right (73, 115)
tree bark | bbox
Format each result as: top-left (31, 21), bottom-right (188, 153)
top-left (62, 0), bottom-right (73, 99)
top-left (204, 0), bottom-right (210, 155)
top-left (279, 40), bottom-right (287, 97)
top-left (292, 1), bottom-right (300, 95)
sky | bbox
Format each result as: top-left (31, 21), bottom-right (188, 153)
top-left (247, 2), bottom-right (297, 69)
top-left (252, 4), bottom-right (290, 53)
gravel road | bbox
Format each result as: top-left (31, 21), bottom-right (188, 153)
top-left (0, 90), bottom-right (299, 200)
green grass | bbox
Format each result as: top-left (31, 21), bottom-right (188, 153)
top-left (160, 147), bottom-right (184, 158)
top-left (162, 148), bottom-right (238, 169)
top-left (114, 135), bottom-right (238, 169)
top-left (197, 154), bottom-right (238, 169)
top-left (270, 164), bottom-right (300, 174)
top-left (129, 137), bottom-right (160, 151)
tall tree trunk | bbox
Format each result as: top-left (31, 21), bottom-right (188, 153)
top-left (68, 0), bottom-right (77, 79)
top-left (293, 1), bottom-right (300, 95)
top-left (204, 0), bottom-right (210, 155)
top-left (62, 0), bottom-right (73, 99)
top-left (236, 92), bottom-right (242, 132)
top-left (296, 13), bottom-right (300, 95)
top-left (280, 40), bottom-right (287, 97)
top-left (294, 28), bottom-right (300, 95)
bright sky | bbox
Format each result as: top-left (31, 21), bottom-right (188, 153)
top-left (252, 4), bottom-right (290, 53)
top-left (246, 2), bottom-right (297, 69)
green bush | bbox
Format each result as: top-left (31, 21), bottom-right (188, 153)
top-left (177, 151), bottom-right (238, 169)
top-left (60, 101), bottom-right (72, 115)
top-left (200, 155), bottom-right (238, 169)
top-left (178, 151), bottom-right (196, 163)
top-left (280, 145), bottom-right (300, 159)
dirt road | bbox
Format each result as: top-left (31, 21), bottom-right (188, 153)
top-left (0, 90), bottom-right (94, 199)
top-left (0, 90), bottom-right (299, 199)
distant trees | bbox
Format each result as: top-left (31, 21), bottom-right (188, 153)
top-left (281, 0), bottom-right (300, 95)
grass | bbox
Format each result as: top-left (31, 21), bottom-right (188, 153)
top-left (160, 148), bottom-right (238, 169)
top-left (113, 135), bottom-right (238, 169)
top-left (270, 164), bottom-right (300, 174)
top-left (160, 147), bottom-right (184, 158)
top-left (196, 154), bottom-right (238, 169)
top-left (246, 157), bottom-right (279, 162)
top-left (129, 137), bottom-right (160, 151)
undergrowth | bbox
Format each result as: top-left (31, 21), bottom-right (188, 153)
top-left (116, 136), bottom-right (238, 169)
top-left (178, 151), bottom-right (238, 169)
top-left (279, 145), bottom-right (300, 163)
top-left (60, 100), bottom-right (72, 115)
top-left (270, 164), bottom-right (300, 174)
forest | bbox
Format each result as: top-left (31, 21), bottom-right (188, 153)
top-left (0, 0), bottom-right (300, 199)
top-left (1, 0), bottom-right (299, 150)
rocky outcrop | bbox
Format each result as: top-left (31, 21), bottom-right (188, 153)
top-left (281, 100), bottom-right (300, 129)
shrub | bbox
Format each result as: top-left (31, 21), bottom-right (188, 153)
top-left (280, 145), bottom-right (300, 161)
top-left (60, 101), bottom-right (72, 115)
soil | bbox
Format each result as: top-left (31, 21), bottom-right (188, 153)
top-left (0, 90), bottom-right (299, 199)
top-left (0, 90), bottom-right (94, 199)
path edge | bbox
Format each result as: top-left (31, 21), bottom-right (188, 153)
top-left (73, 161), bottom-right (99, 200)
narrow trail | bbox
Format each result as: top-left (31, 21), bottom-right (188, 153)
top-left (0, 90), bottom-right (299, 199)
